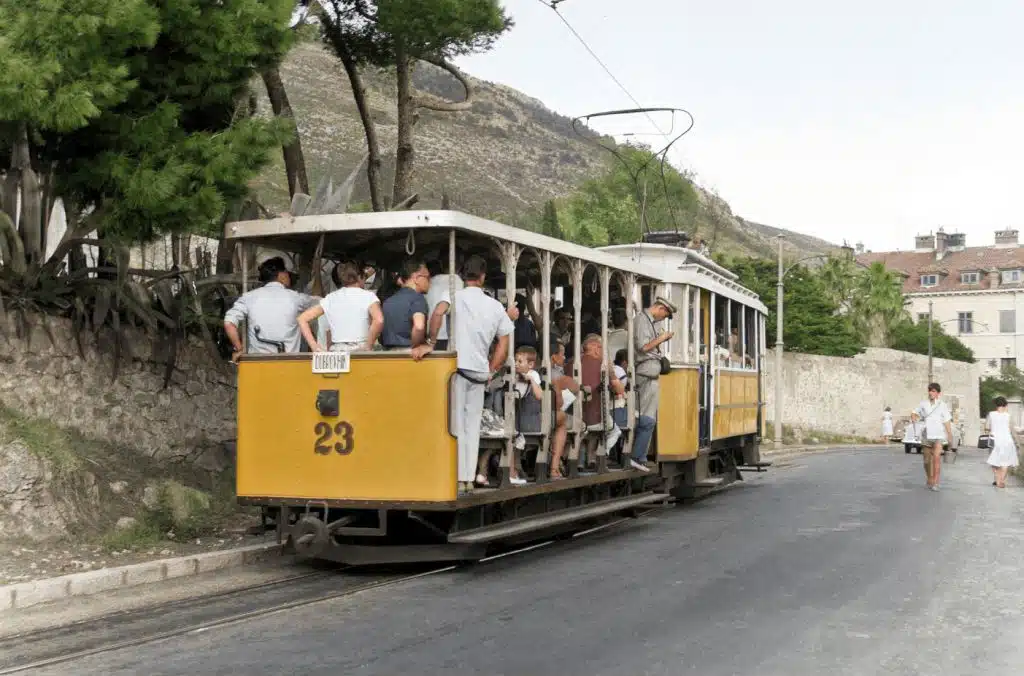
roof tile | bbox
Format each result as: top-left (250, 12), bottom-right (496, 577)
top-left (858, 245), bottom-right (1024, 293)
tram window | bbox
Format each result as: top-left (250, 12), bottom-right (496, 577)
top-left (744, 307), bottom-right (758, 369)
top-left (713, 295), bottom-right (729, 366)
top-left (687, 288), bottom-right (700, 363)
top-left (641, 284), bottom-right (653, 311)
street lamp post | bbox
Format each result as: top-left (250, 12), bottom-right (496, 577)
top-left (774, 238), bottom-right (784, 448)
top-left (773, 239), bottom-right (837, 448)
top-left (927, 310), bottom-right (987, 384)
top-left (927, 300), bottom-right (934, 384)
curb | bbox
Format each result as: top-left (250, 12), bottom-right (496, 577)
top-left (762, 443), bottom-right (890, 458)
top-left (0, 541), bottom-right (281, 614)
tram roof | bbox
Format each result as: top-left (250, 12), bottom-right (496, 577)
top-left (225, 210), bottom-right (659, 279)
top-left (225, 209), bottom-right (766, 312)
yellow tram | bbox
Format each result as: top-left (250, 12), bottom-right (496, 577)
top-left (226, 210), bottom-right (770, 565)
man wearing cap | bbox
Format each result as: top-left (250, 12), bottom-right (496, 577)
top-left (629, 297), bottom-right (677, 471)
top-left (223, 256), bottom-right (319, 361)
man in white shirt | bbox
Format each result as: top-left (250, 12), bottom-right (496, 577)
top-left (423, 261), bottom-right (465, 351)
top-left (223, 257), bottom-right (318, 360)
top-left (915, 382), bottom-right (953, 491)
top-left (448, 255), bottom-right (515, 492)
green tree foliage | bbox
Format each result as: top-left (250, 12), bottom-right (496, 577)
top-left (887, 319), bottom-right (975, 363)
top-left (728, 256), bottom-right (864, 357)
top-left (0, 0), bottom-right (295, 249)
top-left (979, 366), bottom-right (1024, 417)
top-left (540, 199), bottom-right (563, 240)
top-left (318, 0), bottom-right (511, 208)
top-left (556, 145), bottom-right (698, 246)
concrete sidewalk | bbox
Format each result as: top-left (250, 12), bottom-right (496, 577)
top-left (1, 540), bottom-right (281, 614)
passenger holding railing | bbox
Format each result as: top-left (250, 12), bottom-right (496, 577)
top-left (570, 334), bottom-right (625, 469)
top-left (223, 256), bottom-right (319, 361)
top-left (547, 338), bottom-right (578, 479)
top-left (631, 297), bottom-right (677, 472)
top-left (297, 261), bottom-right (382, 353)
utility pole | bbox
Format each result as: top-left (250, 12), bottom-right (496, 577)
top-left (927, 300), bottom-right (934, 384)
top-left (774, 236), bottom-right (784, 448)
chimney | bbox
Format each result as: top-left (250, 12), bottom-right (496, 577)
top-left (989, 268), bottom-right (1000, 288)
top-left (995, 229), bottom-right (1019, 248)
top-left (935, 229), bottom-right (949, 260)
top-left (947, 232), bottom-right (966, 251)
top-left (915, 233), bottom-right (934, 252)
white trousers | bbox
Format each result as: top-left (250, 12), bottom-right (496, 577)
top-left (454, 371), bottom-right (487, 483)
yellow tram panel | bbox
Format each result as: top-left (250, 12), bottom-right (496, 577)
top-left (236, 354), bottom-right (457, 503)
top-left (712, 370), bottom-right (759, 440)
top-left (655, 367), bottom-right (700, 461)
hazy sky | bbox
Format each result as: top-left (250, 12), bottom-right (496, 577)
top-left (458, 0), bottom-right (1023, 252)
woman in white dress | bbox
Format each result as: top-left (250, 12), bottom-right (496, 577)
top-left (985, 396), bottom-right (1018, 488)
top-left (880, 407), bottom-right (894, 442)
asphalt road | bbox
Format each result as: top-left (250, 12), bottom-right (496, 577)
top-left (24, 448), bottom-right (1024, 676)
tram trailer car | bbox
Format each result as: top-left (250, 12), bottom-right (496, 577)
top-left (228, 211), bottom-right (770, 565)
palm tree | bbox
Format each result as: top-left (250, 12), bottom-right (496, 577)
top-left (853, 262), bottom-right (907, 346)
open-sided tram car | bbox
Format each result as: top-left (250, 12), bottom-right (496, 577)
top-left (227, 210), bottom-right (770, 565)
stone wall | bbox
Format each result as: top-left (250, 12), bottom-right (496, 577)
top-left (764, 348), bottom-right (982, 443)
top-left (0, 315), bottom-right (236, 468)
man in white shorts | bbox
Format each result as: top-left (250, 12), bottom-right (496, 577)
top-left (915, 382), bottom-right (953, 491)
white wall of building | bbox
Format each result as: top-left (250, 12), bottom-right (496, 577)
top-left (907, 290), bottom-right (1024, 376)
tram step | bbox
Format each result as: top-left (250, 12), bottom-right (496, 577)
top-left (692, 477), bottom-right (726, 488)
top-left (447, 492), bottom-right (668, 545)
top-left (738, 461), bottom-right (772, 472)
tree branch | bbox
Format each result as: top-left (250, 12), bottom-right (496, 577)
top-left (411, 56), bottom-right (475, 112)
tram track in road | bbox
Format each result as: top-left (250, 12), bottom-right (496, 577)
top-left (0, 507), bottom-right (662, 674)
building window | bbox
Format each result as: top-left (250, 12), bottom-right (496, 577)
top-left (1002, 270), bottom-right (1021, 284)
top-left (1000, 309), bottom-right (1016, 334)
top-left (918, 313), bottom-right (930, 324)
top-left (920, 274), bottom-right (938, 287)
top-left (960, 271), bottom-right (979, 284)
top-left (1001, 357), bottom-right (1017, 371)
top-left (958, 312), bottom-right (973, 334)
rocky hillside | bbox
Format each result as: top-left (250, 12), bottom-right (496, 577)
top-left (251, 41), bottom-right (837, 260)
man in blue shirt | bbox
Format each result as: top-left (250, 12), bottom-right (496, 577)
top-left (380, 258), bottom-right (430, 350)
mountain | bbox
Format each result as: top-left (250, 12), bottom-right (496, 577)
top-left (250, 41), bottom-right (838, 260)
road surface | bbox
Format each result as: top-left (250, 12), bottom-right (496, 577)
top-left (22, 448), bottom-right (1024, 675)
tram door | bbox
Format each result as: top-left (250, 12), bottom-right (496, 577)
top-left (699, 289), bottom-right (712, 446)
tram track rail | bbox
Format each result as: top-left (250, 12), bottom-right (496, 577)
top-left (0, 507), bottom-right (660, 674)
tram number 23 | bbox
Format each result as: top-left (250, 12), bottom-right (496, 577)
top-left (313, 421), bottom-right (355, 456)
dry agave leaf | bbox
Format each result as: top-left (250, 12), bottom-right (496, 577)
top-left (92, 285), bottom-right (111, 329)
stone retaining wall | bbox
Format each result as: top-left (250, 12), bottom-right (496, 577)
top-left (0, 315), bottom-right (235, 467)
top-left (763, 347), bottom-right (982, 443)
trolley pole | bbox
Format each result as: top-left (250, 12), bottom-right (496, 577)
top-left (927, 300), bottom-right (934, 384)
top-left (774, 237), bottom-right (784, 448)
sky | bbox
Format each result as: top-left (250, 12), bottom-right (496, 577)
top-left (458, 0), bottom-right (1024, 253)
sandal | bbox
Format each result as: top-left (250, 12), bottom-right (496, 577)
top-left (475, 474), bottom-right (491, 488)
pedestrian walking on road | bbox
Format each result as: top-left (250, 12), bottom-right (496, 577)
top-left (880, 406), bottom-right (894, 442)
top-left (915, 383), bottom-right (953, 491)
top-left (985, 396), bottom-right (1018, 488)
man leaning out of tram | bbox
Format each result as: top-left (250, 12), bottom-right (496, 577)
top-left (630, 297), bottom-right (677, 471)
top-left (223, 256), bottom-right (319, 361)
top-left (380, 258), bottom-right (431, 351)
top-left (297, 261), bottom-right (382, 352)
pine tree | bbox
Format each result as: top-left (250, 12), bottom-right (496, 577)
top-left (0, 0), bottom-right (295, 256)
top-left (541, 200), bottom-right (562, 240)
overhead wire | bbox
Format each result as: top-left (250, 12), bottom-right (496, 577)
top-left (534, 0), bottom-right (693, 236)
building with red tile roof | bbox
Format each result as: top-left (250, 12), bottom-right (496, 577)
top-left (857, 229), bottom-right (1024, 375)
